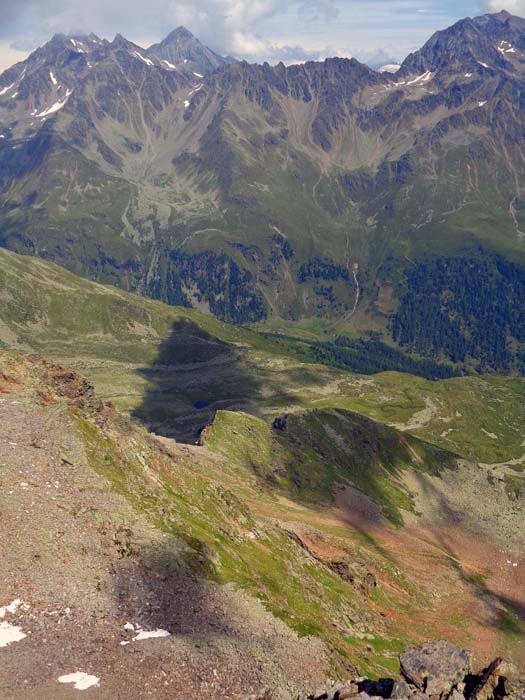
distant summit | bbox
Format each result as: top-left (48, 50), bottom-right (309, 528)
top-left (146, 26), bottom-right (235, 75)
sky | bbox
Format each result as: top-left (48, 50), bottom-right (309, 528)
top-left (0, 0), bottom-right (521, 72)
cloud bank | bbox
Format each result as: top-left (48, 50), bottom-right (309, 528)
top-left (478, 0), bottom-right (525, 12)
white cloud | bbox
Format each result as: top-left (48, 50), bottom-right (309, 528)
top-left (0, 0), bottom-right (339, 65)
top-left (0, 41), bottom-right (28, 73)
top-left (478, 1), bottom-right (525, 11)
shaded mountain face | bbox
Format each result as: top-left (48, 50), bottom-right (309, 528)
top-left (0, 12), bottom-right (525, 371)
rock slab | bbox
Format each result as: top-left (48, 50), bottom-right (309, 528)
top-left (400, 640), bottom-right (472, 696)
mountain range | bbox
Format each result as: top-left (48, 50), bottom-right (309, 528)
top-left (0, 11), bottom-right (525, 373)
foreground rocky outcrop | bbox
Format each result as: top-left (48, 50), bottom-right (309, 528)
top-left (252, 641), bottom-right (525, 700)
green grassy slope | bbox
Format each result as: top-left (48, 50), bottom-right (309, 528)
top-left (1, 247), bottom-right (523, 463)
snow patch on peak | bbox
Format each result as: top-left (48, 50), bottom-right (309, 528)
top-left (0, 83), bottom-right (14, 96)
top-left (162, 59), bottom-right (176, 69)
top-left (498, 40), bottom-right (516, 54)
top-left (406, 70), bottom-right (433, 86)
top-left (35, 89), bottom-right (73, 117)
top-left (70, 39), bottom-right (86, 53)
top-left (50, 71), bottom-right (57, 86)
top-left (133, 51), bottom-right (154, 67)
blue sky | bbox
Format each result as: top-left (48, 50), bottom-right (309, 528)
top-left (0, 0), bottom-right (517, 72)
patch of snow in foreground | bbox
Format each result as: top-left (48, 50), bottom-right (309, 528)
top-left (193, 71), bottom-right (204, 78)
top-left (0, 599), bottom-right (22, 618)
top-left (163, 60), bottom-right (176, 69)
top-left (0, 621), bottom-right (26, 647)
top-left (184, 100), bottom-right (190, 108)
top-left (58, 672), bottom-right (100, 690)
top-left (50, 71), bottom-right (57, 86)
top-left (481, 427), bottom-right (497, 438)
top-left (132, 628), bottom-right (170, 641)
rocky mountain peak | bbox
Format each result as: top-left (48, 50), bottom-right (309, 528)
top-left (111, 33), bottom-right (135, 50)
top-left (399, 10), bottom-right (525, 78)
top-left (146, 25), bottom-right (231, 74)
top-left (162, 26), bottom-right (196, 43)
top-left (398, 17), bottom-right (505, 76)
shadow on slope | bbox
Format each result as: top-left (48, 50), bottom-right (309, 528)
top-left (132, 318), bottom-right (296, 443)
top-left (114, 539), bottom-right (239, 639)
top-left (409, 471), bottom-right (525, 646)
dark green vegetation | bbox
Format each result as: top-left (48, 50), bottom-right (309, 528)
top-left (265, 333), bottom-right (460, 380)
top-left (1, 12), bottom-right (525, 371)
top-left (393, 253), bottom-right (525, 373)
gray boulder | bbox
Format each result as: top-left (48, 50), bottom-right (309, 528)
top-left (400, 640), bottom-right (471, 697)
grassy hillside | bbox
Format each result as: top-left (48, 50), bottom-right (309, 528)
top-left (1, 247), bottom-right (524, 463)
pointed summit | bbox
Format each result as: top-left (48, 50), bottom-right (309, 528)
top-left (146, 26), bottom-right (233, 75)
top-left (164, 26), bottom-right (196, 42)
top-left (111, 33), bottom-right (134, 49)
